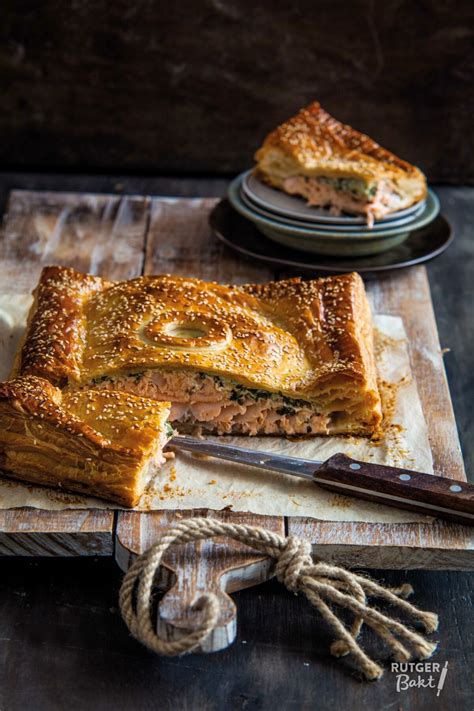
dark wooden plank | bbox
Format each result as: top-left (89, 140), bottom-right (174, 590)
top-left (429, 187), bottom-right (474, 479)
top-left (1, 2), bottom-right (474, 181)
top-left (0, 556), bottom-right (472, 710)
top-left (0, 509), bottom-right (114, 557)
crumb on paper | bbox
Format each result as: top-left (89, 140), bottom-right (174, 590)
top-left (330, 495), bottom-right (353, 509)
top-left (208, 479), bottom-right (217, 485)
top-left (220, 489), bottom-right (260, 501)
top-left (191, 452), bottom-right (211, 461)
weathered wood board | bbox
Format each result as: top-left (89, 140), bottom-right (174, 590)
top-left (290, 267), bottom-right (473, 570)
top-left (0, 190), bottom-right (471, 587)
top-left (0, 191), bottom-right (150, 555)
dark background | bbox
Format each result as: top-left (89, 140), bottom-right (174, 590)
top-left (2, 0), bottom-right (474, 180)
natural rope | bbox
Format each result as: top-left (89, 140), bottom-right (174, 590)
top-left (119, 518), bottom-right (439, 680)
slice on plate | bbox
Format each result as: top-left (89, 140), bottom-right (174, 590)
top-left (254, 101), bottom-right (427, 226)
top-left (0, 375), bottom-right (172, 506)
top-left (14, 266), bottom-right (382, 437)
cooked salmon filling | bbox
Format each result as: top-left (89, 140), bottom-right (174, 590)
top-left (283, 176), bottom-right (403, 227)
top-left (89, 370), bottom-right (338, 436)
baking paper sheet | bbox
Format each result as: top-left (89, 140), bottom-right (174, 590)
top-left (0, 294), bottom-right (433, 522)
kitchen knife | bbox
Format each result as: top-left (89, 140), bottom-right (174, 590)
top-left (169, 435), bottom-right (474, 526)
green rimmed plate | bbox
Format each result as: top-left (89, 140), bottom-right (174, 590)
top-left (228, 176), bottom-right (440, 256)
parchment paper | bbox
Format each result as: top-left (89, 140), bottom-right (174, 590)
top-left (0, 295), bottom-right (433, 523)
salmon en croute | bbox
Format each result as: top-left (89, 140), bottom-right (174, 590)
top-left (254, 102), bottom-right (427, 226)
top-left (12, 266), bottom-right (382, 439)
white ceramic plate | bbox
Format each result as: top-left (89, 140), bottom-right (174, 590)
top-left (239, 187), bottom-right (424, 233)
top-left (242, 170), bottom-right (426, 224)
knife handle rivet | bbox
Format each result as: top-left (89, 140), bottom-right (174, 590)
top-left (399, 474), bottom-right (411, 481)
top-left (349, 463), bottom-right (361, 470)
top-left (449, 484), bottom-right (462, 493)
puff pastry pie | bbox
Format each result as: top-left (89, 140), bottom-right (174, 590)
top-left (255, 101), bottom-right (427, 225)
top-left (0, 376), bottom-right (171, 506)
top-left (14, 266), bottom-right (382, 438)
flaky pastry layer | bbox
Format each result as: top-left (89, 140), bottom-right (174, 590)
top-left (0, 375), bottom-right (171, 506)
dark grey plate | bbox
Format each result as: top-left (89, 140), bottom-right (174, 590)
top-left (210, 199), bottom-right (453, 275)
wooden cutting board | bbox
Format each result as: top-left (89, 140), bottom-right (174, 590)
top-left (0, 190), bottom-right (472, 649)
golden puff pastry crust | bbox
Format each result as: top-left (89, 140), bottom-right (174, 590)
top-left (0, 375), bottom-right (171, 507)
top-left (254, 102), bottom-right (427, 218)
top-left (15, 266), bottom-right (382, 435)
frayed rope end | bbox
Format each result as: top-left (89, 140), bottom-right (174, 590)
top-left (414, 640), bottom-right (438, 660)
top-left (363, 662), bottom-right (384, 682)
top-left (330, 640), bottom-right (350, 657)
top-left (421, 612), bottom-right (439, 634)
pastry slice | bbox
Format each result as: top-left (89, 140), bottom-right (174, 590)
top-left (14, 266), bottom-right (382, 437)
top-left (0, 375), bottom-right (172, 506)
top-left (255, 101), bottom-right (427, 226)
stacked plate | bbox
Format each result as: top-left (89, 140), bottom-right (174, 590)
top-left (228, 170), bottom-right (440, 257)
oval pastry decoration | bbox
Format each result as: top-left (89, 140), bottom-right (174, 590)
top-left (141, 310), bottom-right (232, 352)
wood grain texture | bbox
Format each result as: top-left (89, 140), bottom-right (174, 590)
top-left (144, 197), bottom-right (274, 284)
top-left (117, 196), bottom-right (285, 647)
top-left (141, 197), bottom-right (472, 572)
top-left (2, 1), bottom-right (474, 182)
top-left (0, 509), bottom-right (113, 556)
top-left (1, 556), bottom-right (471, 711)
top-left (0, 190), bottom-right (471, 572)
top-left (314, 453), bottom-right (474, 525)
top-left (114, 194), bottom-right (472, 655)
top-left (287, 261), bottom-right (472, 568)
top-left (0, 190), bottom-right (149, 554)
top-left (0, 190), bottom-right (149, 279)
top-left (0, 177), bottom-right (472, 710)
top-left (368, 268), bottom-right (464, 481)
top-left (116, 509), bottom-right (284, 652)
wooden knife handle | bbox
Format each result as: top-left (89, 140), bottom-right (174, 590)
top-left (315, 453), bottom-right (474, 526)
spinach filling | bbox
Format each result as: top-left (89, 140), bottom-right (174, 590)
top-left (317, 176), bottom-right (378, 200)
top-left (90, 374), bottom-right (114, 384)
top-left (228, 382), bottom-right (312, 413)
top-left (90, 370), bottom-right (313, 416)
top-left (91, 371), bottom-right (145, 385)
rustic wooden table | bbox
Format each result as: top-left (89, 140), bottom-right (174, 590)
top-left (0, 174), bottom-right (472, 710)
